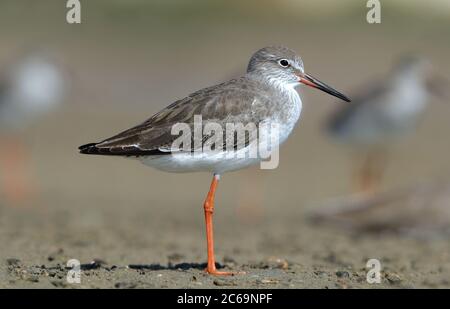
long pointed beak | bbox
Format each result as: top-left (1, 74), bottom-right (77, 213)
top-left (298, 73), bottom-right (351, 102)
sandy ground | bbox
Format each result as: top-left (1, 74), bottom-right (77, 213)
top-left (1, 1), bottom-right (450, 289)
top-left (1, 188), bottom-right (450, 289)
top-left (1, 104), bottom-right (450, 289)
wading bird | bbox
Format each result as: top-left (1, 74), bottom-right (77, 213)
top-left (79, 46), bottom-right (350, 275)
top-left (327, 56), bottom-right (444, 194)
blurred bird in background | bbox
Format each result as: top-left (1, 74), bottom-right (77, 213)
top-left (326, 55), bottom-right (447, 195)
top-left (0, 50), bottom-right (67, 204)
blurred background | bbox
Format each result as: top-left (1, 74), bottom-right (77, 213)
top-left (1, 0), bottom-right (450, 288)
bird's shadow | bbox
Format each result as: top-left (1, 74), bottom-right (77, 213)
top-left (24, 261), bottom-right (226, 273)
top-left (127, 262), bottom-right (225, 271)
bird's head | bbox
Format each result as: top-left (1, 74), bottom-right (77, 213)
top-left (247, 46), bottom-right (350, 102)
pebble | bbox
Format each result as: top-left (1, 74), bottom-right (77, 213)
top-left (336, 271), bottom-right (350, 278)
top-left (385, 272), bottom-right (402, 285)
top-left (6, 258), bottom-right (21, 266)
top-left (213, 279), bottom-right (237, 286)
top-left (115, 281), bottom-right (137, 289)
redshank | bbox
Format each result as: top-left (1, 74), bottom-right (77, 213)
top-left (0, 51), bottom-right (67, 203)
top-left (79, 46), bottom-right (350, 275)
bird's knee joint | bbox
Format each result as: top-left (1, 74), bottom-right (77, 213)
top-left (204, 202), bottom-right (214, 213)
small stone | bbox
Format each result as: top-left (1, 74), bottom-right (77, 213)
top-left (336, 271), bottom-right (350, 278)
top-left (257, 257), bottom-right (289, 270)
top-left (213, 279), bottom-right (237, 287)
top-left (314, 270), bottom-right (327, 278)
top-left (336, 280), bottom-right (349, 289)
top-left (115, 282), bottom-right (137, 289)
top-left (51, 281), bottom-right (68, 288)
top-left (27, 276), bottom-right (39, 283)
top-left (6, 258), bottom-right (21, 266)
top-left (385, 272), bottom-right (402, 285)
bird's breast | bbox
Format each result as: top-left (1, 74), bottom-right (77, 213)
top-left (269, 87), bottom-right (302, 145)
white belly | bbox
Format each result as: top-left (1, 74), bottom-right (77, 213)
top-left (140, 123), bottom-right (280, 174)
top-left (140, 151), bottom-right (261, 174)
top-left (141, 117), bottom-right (302, 174)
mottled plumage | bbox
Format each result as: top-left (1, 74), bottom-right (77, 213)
top-left (80, 46), bottom-right (349, 175)
top-left (80, 77), bottom-right (288, 157)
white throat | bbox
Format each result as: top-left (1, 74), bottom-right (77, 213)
top-left (265, 77), bottom-right (303, 145)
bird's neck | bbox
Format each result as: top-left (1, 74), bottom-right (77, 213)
top-left (247, 73), bottom-right (297, 95)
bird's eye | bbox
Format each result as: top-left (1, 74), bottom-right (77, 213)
top-left (278, 59), bottom-right (289, 67)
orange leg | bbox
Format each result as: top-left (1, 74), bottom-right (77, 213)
top-left (203, 174), bottom-right (239, 275)
top-left (358, 153), bottom-right (376, 195)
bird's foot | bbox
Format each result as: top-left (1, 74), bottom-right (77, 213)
top-left (205, 266), bottom-right (245, 276)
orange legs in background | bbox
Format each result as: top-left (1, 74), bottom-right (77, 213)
top-left (0, 138), bottom-right (34, 205)
top-left (203, 174), bottom-right (239, 275)
top-left (355, 149), bottom-right (387, 195)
